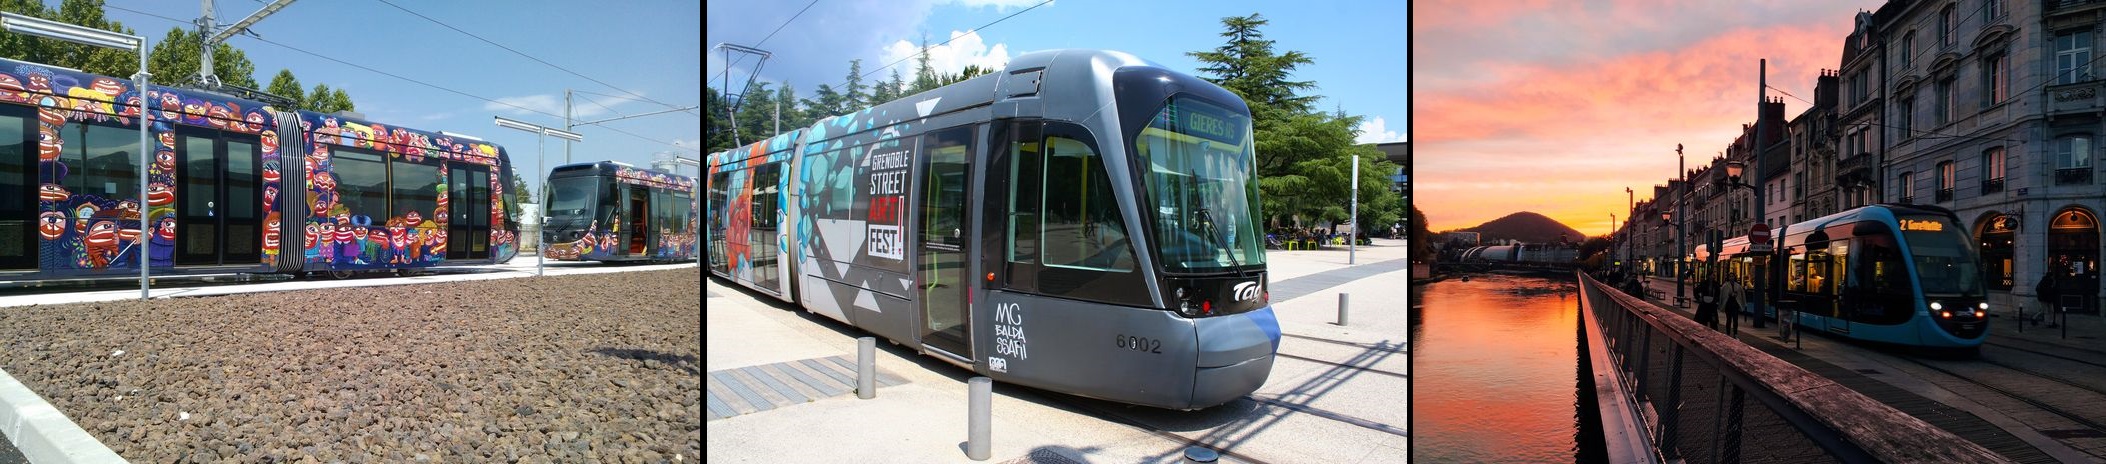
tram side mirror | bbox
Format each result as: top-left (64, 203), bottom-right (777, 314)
top-left (1805, 230), bottom-right (1829, 251)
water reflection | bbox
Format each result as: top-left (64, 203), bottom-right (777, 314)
top-left (1411, 273), bottom-right (1591, 462)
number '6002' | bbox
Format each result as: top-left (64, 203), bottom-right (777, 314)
top-left (1114, 334), bottom-right (1161, 354)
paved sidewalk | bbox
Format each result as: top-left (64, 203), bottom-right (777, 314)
top-left (705, 239), bottom-right (1413, 463)
top-left (1635, 277), bottom-right (2106, 355)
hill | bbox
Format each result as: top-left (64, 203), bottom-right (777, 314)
top-left (1453, 212), bottom-right (1586, 245)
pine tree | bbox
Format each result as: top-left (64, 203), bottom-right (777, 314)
top-left (774, 82), bottom-right (804, 134)
top-left (1187, 13), bottom-right (1317, 115)
top-left (801, 83), bottom-right (847, 121)
top-left (842, 59), bottom-right (868, 112)
top-left (911, 38), bottom-right (939, 94)
top-left (146, 27), bottom-right (260, 89)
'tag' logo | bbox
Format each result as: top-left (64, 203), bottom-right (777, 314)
top-left (1233, 281), bottom-right (1262, 302)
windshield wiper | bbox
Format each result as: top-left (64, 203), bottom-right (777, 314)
top-left (1194, 207), bottom-right (1246, 278)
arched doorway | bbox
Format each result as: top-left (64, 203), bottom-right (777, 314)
top-left (2048, 208), bottom-right (2100, 313)
top-left (1977, 213), bottom-right (2017, 290)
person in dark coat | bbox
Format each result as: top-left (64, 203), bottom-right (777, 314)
top-left (2038, 273), bottom-right (2060, 326)
top-left (1694, 276), bottom-right (1719, 330)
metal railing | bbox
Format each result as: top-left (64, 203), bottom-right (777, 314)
top-left (1577, 272), bottom-right (2010, 464)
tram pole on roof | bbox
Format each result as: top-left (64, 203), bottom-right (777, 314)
top-left (198, 0), bottom-right (297, 89)
top-left (1, 13), bottom-right (152, 300)
top-left (713, 43), bottom-right (771, 146)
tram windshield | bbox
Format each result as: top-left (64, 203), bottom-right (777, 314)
top-left (1897, 215), bottom-right (1983, 295)
top-left (544, 176), bottom-right (598, 220)
top-left (1135, 97), bottom-right (1265, 273)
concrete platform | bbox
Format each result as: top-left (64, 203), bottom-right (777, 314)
top-left (705, 239), bottom-right (1413, 463)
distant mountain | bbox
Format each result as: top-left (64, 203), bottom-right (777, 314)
top-left (1455, 212), bottom-right (1586, 245)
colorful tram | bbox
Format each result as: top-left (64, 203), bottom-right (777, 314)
top-left (1694, 204), bottom-right (1988, 349)
top-left (707, 49), bottom-right (1281, 410)
top-left (0, 57), bottom-right (521, 282)
top-left (539, 161), bottom-right (699, 262)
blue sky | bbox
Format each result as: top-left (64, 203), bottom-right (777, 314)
top-left (66, 0), bottom-right (703, 197)
top-left (705, 0), bottom-right (1408, 145)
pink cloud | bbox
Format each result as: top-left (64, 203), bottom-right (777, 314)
top-left (1416, 22), bottom-right (1854, 236)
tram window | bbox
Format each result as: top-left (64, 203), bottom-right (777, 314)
top-left (1008, 125), bottom-right (1043, 265)
top-left (0, 112), bottom-right (24, 213)
top-left (227, 140), bottom-right (258, 217)
top-left (1805, 250), bottom-right (1834, 295)
top-left (468, 170), bottom-right (489, 226)
top-left (392, 160), bottom-right (439, 225)
top-left (68, 123), bottom-right (140, 200)
top-left (1040, 135), bottom-right (1133, 272)
top-left (0, 111), bottom-right (24, 260)
top-left (1787, 249), bottom-right (1808, 292)
top-left (751, 163), bottom-right (781, 230)
top-left (331, 148), bottom-right (389, 219)
top-left (546, 176), bottom-right (594, 218)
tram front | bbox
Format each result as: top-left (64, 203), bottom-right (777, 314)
top-left (1118, 65), bottom-right (1280, 409)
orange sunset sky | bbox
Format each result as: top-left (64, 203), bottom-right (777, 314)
top-left (1414, 0), bottom-right (1887, 237)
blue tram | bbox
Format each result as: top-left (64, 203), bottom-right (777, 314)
top-left (708, 50), bottom-right (1280, 410)
top-left (1695, 204), bottom-right (1988, 349)
top-left (0, 57), bottom-right (521, 282)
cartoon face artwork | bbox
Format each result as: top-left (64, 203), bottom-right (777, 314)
top-left (83, 220), bottom-right (118, 267)
top-left (405, 211), bottom-right (422, 227)
top-left (37, 211), bottom-right (65, 240)
top-left (303, 223), bottom-right (319, 249)
top-left (262, 213), bottom-right (280, 250)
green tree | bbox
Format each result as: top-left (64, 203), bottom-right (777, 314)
top-left (938, 64), bottom-right (992, 86)
top-left (870, 68), bottom-right (898, 104)
top-left (265, 68), bottom-right (305, 109)
top-left (1410, 205), bottom-right (1436, 263)
top-left (801, 83), bottom-right (846, 121)
top-left (1190, 13), bottom-right (1360, 227)
top-left (734, 81), bottom-right (775, 142)
top-left (1187, 13), bottom-right (1317, 116)
top-left (774, 82), bottom-right (806, 134)
top-left (146, 27), bottom-right (260, 89)
top-left (842, 59), bottom-right (867, 111)
top-left (328, 88), bottom-right (354, 112)
top-left (911, 39), bottom-right (939, 94)
top-left (888, 68), bottom-right (908, 99)
top-left (0, 0), bottom-right (140, 78)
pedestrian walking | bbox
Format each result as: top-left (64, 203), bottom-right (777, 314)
top-left (1694, 276), bottom-right (1719, 330)
top-left (2037, 273), bottom-right (2061, 327)
top-left (1720, 276), bottom-right (1744, 335)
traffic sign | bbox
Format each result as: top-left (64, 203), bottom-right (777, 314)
top-left (1749, 223), bottom-right (1771, 245)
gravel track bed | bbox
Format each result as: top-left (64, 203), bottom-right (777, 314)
top-left (0, 268), bottom-right (702, 463)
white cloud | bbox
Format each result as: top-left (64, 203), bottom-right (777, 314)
top-left (484, 93), bottom-right (642, 119)
top-left (878, 29), bottom-right (1012, 79)
top-left (1355, 116), bottom-right (1408, 144)
top-left (944, 0), bottom-right (1046, 11)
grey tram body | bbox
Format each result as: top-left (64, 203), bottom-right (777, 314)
top-left (707, 49), bottom-right (1282, 410)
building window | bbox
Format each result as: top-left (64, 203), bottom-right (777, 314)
top-left (1978, 214), bottom-right (2016, 290)
top-left (1898, 96), bottom-right (1914, 136)
top-left (1936, 160), bottom-right (1955, 202)
top-left (1902, 31), bottom-right (1916, 69)
top-left (1940, 5), bottom-right (1957, 47)
top-left (1983, 0), bottom-right (2001, 21)
top-left (1982, 147), bottom-right (2006, 193)
top-left (2056, 135), bottom-right (2095, 184)
top-left (1937, 78), bottom-right (1955, 125)
top-left (1983, 53), bottom-right (2008, 106)
top-left (1900, 171), bottom-right (1915, 203)
top-left (2057, 30), bottom-right (2094, 85)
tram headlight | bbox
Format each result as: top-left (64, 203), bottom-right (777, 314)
top-left (1978, 302), bottom-right (1989, 310)
top-left (1929, 301), bottom-right (1944, 311)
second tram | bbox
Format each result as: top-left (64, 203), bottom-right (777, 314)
top-left (707, 49), bottom-right (1279, 410)
top-left (1694, 204), bottom-right (1988, 349)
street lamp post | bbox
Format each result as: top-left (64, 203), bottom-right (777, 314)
top-left (495, 116), bottom-right (584, 277)
top-left (1676, 144), bottom-right (1687, 307)
top-left (2, 13), bottom-right (151, 301)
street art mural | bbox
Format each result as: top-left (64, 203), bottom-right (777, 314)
top-left (295, 112), bottom-right (514, 270)
top-left (6, 62), bottom-right (281, 274)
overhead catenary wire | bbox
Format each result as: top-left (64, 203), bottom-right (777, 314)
top-left (370, 0), bottom-right (693, 116)
top-left (713, 0), bottom-right (815, 94)
top-left (103, 4), bottom-right (699, 153)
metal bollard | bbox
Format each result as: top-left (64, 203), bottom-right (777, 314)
top-left (858, 337), bottom-right (876, 399)
top-left (1337, 293), bottom-right (1350, 326)
top-left (967, 377), bottom-right (992, 460)
top-left (1183, 446), bottom-right (1220, 463)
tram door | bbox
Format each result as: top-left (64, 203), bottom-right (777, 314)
top-left (0, 107), bottom-right (33, 270)
top-left (917, 127), bottom-right (974, 357)
top-left (447, 166), bottom-right (490, 260)
top-left (176, 131), bottom-right (261, 265)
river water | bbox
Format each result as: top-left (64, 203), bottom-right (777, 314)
top-left (1410, 273), bottom-right (1605, 463)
